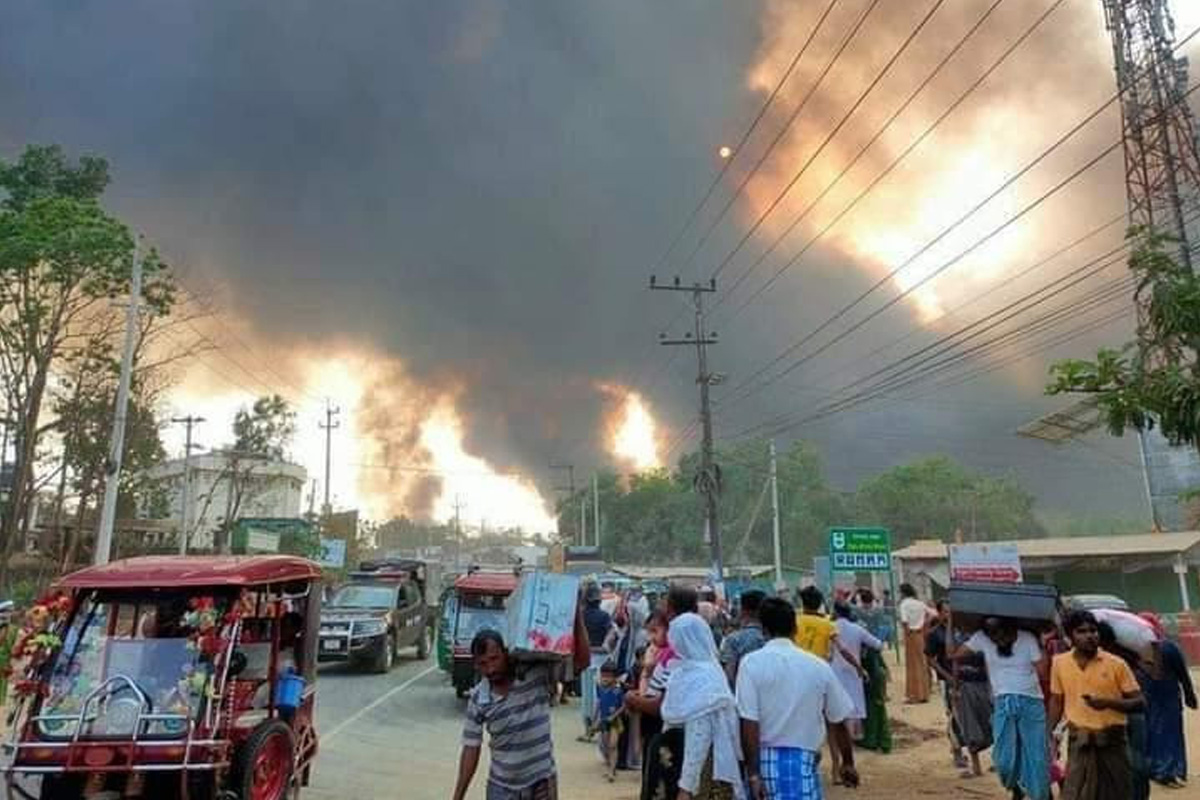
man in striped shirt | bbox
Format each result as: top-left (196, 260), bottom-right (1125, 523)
top-left (452, 604), bottom-right (589, 800)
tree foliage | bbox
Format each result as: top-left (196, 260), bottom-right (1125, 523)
top-left (853, 455), bottom-right (1043, 548)
top-left (0, 144), bottom-right (177, 572)
top-left (1048, 232), bottom-right (1200, 445)
top-left (551, 445), bottom-right (1040, 568)
top-left (208, 395), bottom-right (296, 552)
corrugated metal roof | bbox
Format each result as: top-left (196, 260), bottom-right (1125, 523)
top-left (893, 531), bottom-right (1200, 561)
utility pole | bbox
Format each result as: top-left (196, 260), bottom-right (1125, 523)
top-left (550, 462), bottom-right (576, 541)
top-left (651, 275), bottom-right (723, 582)
top-left (579, 492), bottom-right (587, 547)
top-left (769, 439), bottom-right (783, 588)
top-left (171, 415), bottom-right (205, 555)
top-left (320, 402), bottom-right (341, 516)
top-left (592, 474), bottom-right (600, 549)
top-left (452, 495), bottom-right (466, 570)
top-left (95, 241), bottom-right (143, 566)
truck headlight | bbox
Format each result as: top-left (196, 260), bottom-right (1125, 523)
top-left (353, 619), bottom-right (386, 637)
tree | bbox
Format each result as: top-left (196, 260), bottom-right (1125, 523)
top-left (553, 439), bottom-right (849, 568)
top-left (0, 144), bottom-right (174, 575)
top-left (854, 455), bottom-right (1043, 547)
top-left (1048, 232), bottom-right (1200, 448)
top-left (209, 395), bottom-right (296, 552)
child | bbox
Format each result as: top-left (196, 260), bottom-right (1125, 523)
top-left (590, 660), bottom-right (626, 782)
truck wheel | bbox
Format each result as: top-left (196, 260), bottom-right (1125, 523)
top-left (416, 624), bottom-right (430, 660)
top-left (372, 633), bottom-right (395, 673)
top-left (233, 720), bottom-right (295, 800)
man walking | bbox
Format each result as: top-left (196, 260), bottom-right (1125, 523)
top-left (1048, 610), bottom-right (1144, 800)
top-left (737, 597), bottom-right (859, 799)
top-left (720, 589), bottom-right (767, 686)
top-left (452, 613), bottom-right (590, 800)
top-left (899, 583), bottom-right (931, 703)
top-left (793, 586), bottom-right (838, 661)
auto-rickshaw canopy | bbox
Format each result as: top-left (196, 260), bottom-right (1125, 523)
top-left (454, 571), bottom-right (519, 595)
top-left (56, 555), bottom-right (321, 590)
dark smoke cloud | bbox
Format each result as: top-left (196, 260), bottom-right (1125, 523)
top-left (2, 0), bottom-right (1192, 523)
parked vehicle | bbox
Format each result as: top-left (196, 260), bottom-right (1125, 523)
top-left (1062, 593), bottom-right (1130, 612)
top-left (2, 555), bottom-right (322, 800)
top-left (442, 570), bottom-right (519, 697)
top-left (318, 559), bottom-right (433, 673)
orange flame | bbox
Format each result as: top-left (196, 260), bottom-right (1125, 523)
top-left (597, 383), bottom-right (662, 470)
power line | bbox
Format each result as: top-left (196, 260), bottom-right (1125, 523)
top-left (719, 226), bottom-right (1183, 441)
top-left (675, 0), bottom-right (882, 279)
top-left (719, 25), bottom-right (1200, 409)
top-left (648, 0), bottom-right (841, 279)
top-left (706, 0), bottom-right (949, 282)
top-left (742, 302), bottom-right (1135, 441)
top-left (174, 279), bottom-right (323, 404)
top-left (616, 0), bottom-right (844, 418)
top-left (708, 0), bottom-right (1022, 316)
top-left (787, 213), bottom-right (1129, 397)
top-left (729, 203), bottom-right (1200, 440)
top-left (721, 132), bottom-right (1129, 410)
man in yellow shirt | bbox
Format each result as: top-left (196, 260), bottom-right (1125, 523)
top-left (794, 586), bottom-right (838, 660)
top-left (1048, 609), bottom-right (1143, 800)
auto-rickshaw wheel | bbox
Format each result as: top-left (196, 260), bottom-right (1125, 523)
top-left (232, 720), bottom-right (295, 800)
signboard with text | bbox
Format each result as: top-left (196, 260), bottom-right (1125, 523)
top-left (829, 527), bottom-right (891, 572)
top-left (318, 537), bottom-right (347, 569)
top-left (949, 543), bottom-right (1023, 584)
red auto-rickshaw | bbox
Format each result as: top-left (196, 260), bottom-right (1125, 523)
top-left (2, 555), bottom-right (321, 800)
top-left (445, 570), bottom-right (519, 698)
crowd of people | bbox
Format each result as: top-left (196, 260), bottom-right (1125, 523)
top-left (452, 579), bottom-right (1196, 800)
top-left (452, 580), bottom-right (892, 799)
top-left (898, 583), bottom-right (1197, 800)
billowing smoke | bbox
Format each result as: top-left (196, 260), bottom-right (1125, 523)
top-left (3, 0), bottom-right (1196, 524)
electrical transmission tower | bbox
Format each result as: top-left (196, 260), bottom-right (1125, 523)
top-left (1104, 0), bottom-right (1200, 264)
top-left (1103, 0), bottom-right (1200, 529)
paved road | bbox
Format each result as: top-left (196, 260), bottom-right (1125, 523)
top-left (307, 652), bottom-right (639, 800)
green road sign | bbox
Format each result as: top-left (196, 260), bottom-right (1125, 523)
top-left (829, 527), bottom-right (891, 572)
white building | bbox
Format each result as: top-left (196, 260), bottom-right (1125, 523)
top-left (145, 452), bottom-right (306, 549)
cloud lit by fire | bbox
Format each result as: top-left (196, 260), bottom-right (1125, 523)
top-left (737, 0), bottom-right (1117, 321)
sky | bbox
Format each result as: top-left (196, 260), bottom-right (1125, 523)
top-left (3, 0), bottom-right (1200, 532)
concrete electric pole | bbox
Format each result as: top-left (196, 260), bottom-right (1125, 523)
top-left (770, 439), bottom-right (783, 588)
top-left (94, 241), bottom-right (143, 566)
top-left (453, 494), bottom-right (466, 570)
top-left (550, 462), bottom-right (576, 541)
top-left (320, 402), bottom-right (341, 516)
top-left (171, 415), bottom-right (205, 555)
top-left (592, 473), bottom-right (600, 549)
top-left (651, 275), bottom-right (723, 582)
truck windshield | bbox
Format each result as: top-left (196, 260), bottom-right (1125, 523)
top-left (330, 585), bottom-right (395, 608)
top-left (40, 595), bottom-right (214, 738)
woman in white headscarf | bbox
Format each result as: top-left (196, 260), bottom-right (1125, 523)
top-left (662, 613), bottom-right (745, 800)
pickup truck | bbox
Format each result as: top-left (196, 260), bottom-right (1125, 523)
top-left (319, 560), bottom-right (434, 673)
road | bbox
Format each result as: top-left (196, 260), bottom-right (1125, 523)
top-left (308, 652), bottom-right (638, 799)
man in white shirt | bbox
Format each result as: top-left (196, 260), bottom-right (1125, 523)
top-left (956, 618), bottom-right (1051, 800)
top-left (737, 597), bottom-right (859, 799)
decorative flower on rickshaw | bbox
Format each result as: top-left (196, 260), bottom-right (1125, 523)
top-left (10, 592), bottom-right (74, 699)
